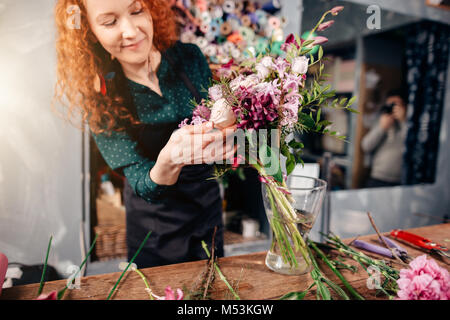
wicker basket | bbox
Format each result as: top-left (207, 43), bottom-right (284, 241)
top-left (94, 224), bottom-right (127, 261)
top-left (94, 192), bottom-right (127, 261)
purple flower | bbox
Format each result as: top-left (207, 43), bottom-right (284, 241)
top-left (274, 57), bottom-right (290, 79)
top-left (178, 118), bottom-right (190, 128)
top-left (193, 104), bottom-right (211, 121)
top-left (233, 86), bottom-right (280, 130)
top-left (280, 95), bottom-right (300, 128)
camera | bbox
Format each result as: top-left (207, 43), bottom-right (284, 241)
top-left (380, 103), bottom-right (395, 114)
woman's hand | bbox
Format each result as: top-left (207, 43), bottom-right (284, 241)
top-left (150, 121), bottom-right (237, 185)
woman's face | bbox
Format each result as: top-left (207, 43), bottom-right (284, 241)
top-left (84, 0), bottom-right (154, 66)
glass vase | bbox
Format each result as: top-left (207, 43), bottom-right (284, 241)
top-left (261, 175), bottom-right (327, 275)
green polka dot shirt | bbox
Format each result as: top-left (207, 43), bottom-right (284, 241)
top-left (92, 41), bottom-right (212, 203)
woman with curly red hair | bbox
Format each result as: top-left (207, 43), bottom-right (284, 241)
top-left (53, 0), bottom-right (236, 267)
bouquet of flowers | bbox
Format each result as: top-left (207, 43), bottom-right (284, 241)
top-left (181, 6), bottom-right (354, 270)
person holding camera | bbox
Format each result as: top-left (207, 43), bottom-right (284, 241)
top-left (361, 89), bottom-right (408, 188)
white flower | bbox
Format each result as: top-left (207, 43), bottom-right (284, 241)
top-left (208, 84), bottom-right (223, 101)
top-left (209, 98), bottom-right (236, 129)
top-left (255, 63), bottom-right (270, 79)
top-left (230, 74), bottom-right (259, 91)
top-left (240, 74), bottom-right (260, 88)
top-left (261, 56), bottom-right (275, 68)
top-left (291, 56), bottom-right (309, 75)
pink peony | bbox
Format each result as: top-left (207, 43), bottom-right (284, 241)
top-left (396, 255), bottom-right (450, 300)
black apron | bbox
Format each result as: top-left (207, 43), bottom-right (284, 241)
top-left (123, 54), bottom-right (224, 268)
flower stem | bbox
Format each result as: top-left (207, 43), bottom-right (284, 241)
top-left (201, 241), bottom-right (240, 300)
top-left (308, 240), bottom-right (365, 300)
top-left (133, 269), bottom-right (154, 300)
top-left (107, 230), bottom-right (152, 300)
top-left (57, 234), bottom-right (98, 300)
top-left (37, 236), bottom-right (53, 296)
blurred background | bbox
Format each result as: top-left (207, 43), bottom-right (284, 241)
top-left (0, 0), bottom-right (449, 283)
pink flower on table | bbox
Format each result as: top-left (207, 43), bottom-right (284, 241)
top-left (152, 286), bottom-right (184, 300)
top-left (317, 20), bottom-right (335, 31)
top-left (396, 255), bottom-right (450, 300)
top-left (35, 290), bottom-right (57, 300)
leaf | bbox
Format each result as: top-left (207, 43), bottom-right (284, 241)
top-left (317, 282), bottom-right (332, 300)
top-left (286, 155), bottom-right (296, 176)
top-left (318, 46), bottom-right (323, 60)
top-left (346, 96), bottom-right (357, 107)
top-left (37, 236), bottom-right (53, 296)
top-left (288, 139), bottom-right (304, 150)
top-left (302, 39), bottom-right (315, 47)
top-left (346, 107), bottom-right (359, 114)
top-left (298, 112), bottom-right (316, 129)
top-left (279, 290), bottom-right (309, 300)
top-left (322, 278), bottom-right (350, 300)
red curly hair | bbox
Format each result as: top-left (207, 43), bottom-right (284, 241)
top-left (53, 0), bottom-right (178, 134)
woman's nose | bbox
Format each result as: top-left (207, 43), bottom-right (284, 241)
top-left (120, 17), bottom-right (138, 39)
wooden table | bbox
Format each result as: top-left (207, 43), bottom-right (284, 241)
top-left (2, 224), bottom-right (449, 300)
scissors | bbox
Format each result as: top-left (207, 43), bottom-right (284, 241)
top-left (390, 229), bottom-right (450, 260)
